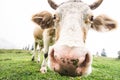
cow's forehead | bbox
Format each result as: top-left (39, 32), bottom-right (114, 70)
top-left (56, 2), bottom-right (91, 16)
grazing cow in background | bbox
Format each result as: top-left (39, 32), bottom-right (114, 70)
top-left (31, 11), bottom-right (55, 73)
top-left (38, 0), bottom-right (117, 77)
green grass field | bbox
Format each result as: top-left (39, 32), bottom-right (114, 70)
top-left (0, 49), bottom-right (120, 80)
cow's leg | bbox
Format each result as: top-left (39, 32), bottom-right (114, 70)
top-left (32, 42), bottom-right (38, 61)
top-left (37, 44), bottom-right (42, 63)
top-left (40, 29), bottom-right (50, 73)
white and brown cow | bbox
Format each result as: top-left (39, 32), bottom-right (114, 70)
top-left (32, 0), bottom-right (117, 77)
top-left (38, 0), bottom-right (117, 77)
top-left (31, 11), bottom-right (55, 73)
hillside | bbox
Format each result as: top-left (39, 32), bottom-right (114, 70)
top-left (0, 49), bottom-right (120, 80)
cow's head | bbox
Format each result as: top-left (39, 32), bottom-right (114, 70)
top-left (32, 11), bottom-right (54, 29)
top-left (45, 0), bottom-right (117, 76)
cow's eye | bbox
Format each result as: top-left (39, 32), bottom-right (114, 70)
top-left (90, 16), bottom-right (94, 21)
top-left (53, 14), bottom-right (56, 19)
top-left (84, 14), bottom-right (93, 24)
top-left (53, 14), bottom-right (60, 22)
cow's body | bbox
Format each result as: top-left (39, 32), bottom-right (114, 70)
top-left (32, 0), bottom-right (117, 77)
top-left (31, 11), bottom-right (55, 73)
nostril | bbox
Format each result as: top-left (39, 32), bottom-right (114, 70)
top-left (50, 49), bottom-right (55, 58)
top-left (48, 48), bottom-right (57, 63)
top-left (85, 53), bottom-right (90, 63)
top-left (80, 53), bottom-right (90, 67)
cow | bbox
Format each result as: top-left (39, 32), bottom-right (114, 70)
top-left (31, 11), bottom-right (55, 73)
top-left (36, 0), bottom-right (117, 77)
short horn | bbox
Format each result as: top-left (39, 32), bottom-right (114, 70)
top-left (48, 0), bottom-right (58, 10)
top-left (89, 0), bottom-right (103, 10)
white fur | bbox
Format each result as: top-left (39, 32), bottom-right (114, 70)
top-left (55, 2), bottom-right (92, 47)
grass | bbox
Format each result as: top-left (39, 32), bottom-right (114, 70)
top-left (0, 49), bottom-right (120, 80)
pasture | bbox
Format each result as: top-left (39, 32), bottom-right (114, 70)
top-left (0, 49), bottom-right (120, 80)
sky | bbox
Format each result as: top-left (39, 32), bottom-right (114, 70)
top-left (0, 0), bottom-right (120, 58)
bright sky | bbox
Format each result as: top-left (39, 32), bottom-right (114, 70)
top-left (0, 0), bottom-right (120, 58)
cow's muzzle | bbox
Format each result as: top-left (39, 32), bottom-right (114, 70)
top-left (48, 45), bottom-right (92, 76)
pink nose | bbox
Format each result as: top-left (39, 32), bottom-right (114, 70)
top-left (48, 45), bottom-right (92, 76)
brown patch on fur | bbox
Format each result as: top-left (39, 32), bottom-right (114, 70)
top-left (32, 11), bottom-right (54, 29)
top-left (82, 27), bottom-right (87, 43)
top-left (67, 61), bottom-right (70, 64)
top-left (33, 27), bottom-right (43, 40)
top-left (61, 58), bottom-right (66, 63)
top-left (91, 17), bottom-right (103, 31)
top-left (71, 59), bottom-right (79, 67)
top-left (105, 24), bottom-right (116, 30)
top-left (48, 28), bottom-right (55, 36)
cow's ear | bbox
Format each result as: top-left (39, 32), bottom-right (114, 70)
top-left (32, 11), bottom-right (54, 29)
top-left (32, 15), bottom-right (43, 26)
top-left (91, 14), bottom-right (117, 32)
